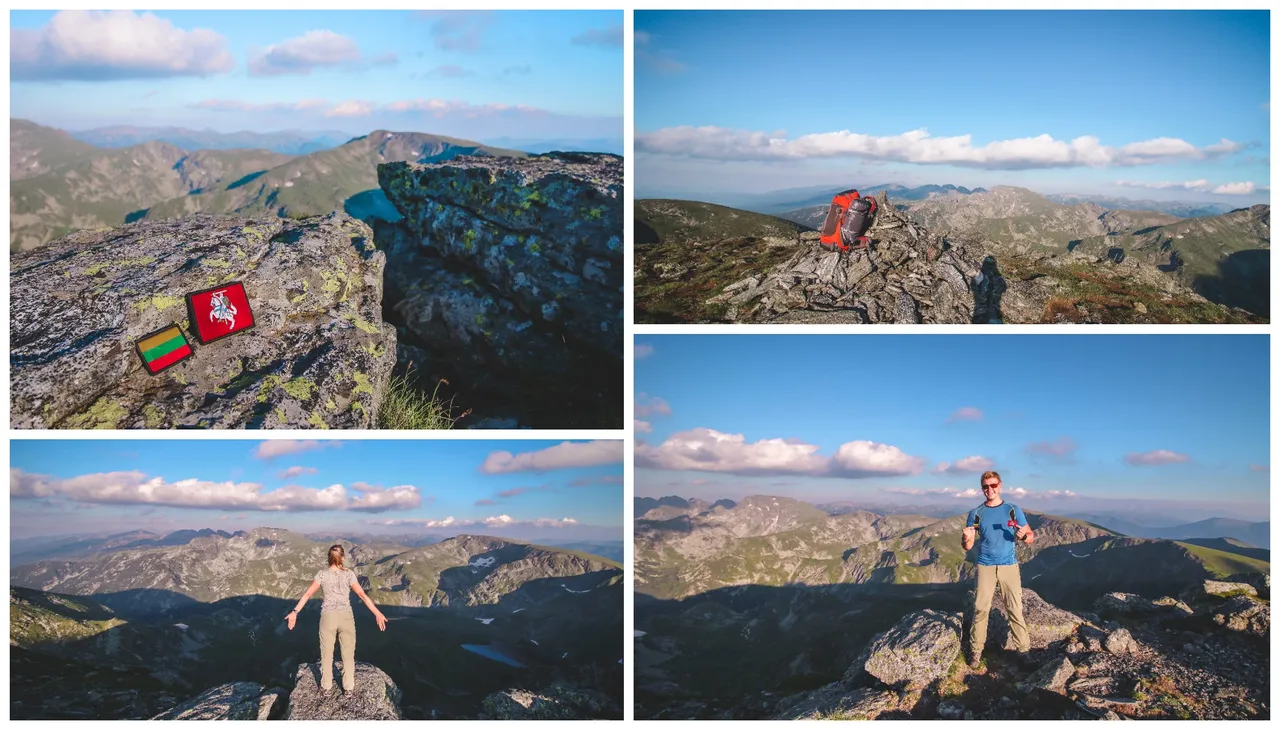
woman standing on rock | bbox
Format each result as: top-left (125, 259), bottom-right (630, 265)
top-left (286, 544), bottom-right (387, 693)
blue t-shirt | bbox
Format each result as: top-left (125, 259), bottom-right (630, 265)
top-left (966, 502), bottom-right (1028, 566)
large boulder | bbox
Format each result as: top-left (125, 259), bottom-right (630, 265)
top-left (152, 682), bottom-right (284, 720)
top-left (988, 588), bottom-right (1084, 651)
top-left (11, 213), bottom-right (396, 428)
top-left (285, 662), bottom-right (403, 720)
top-left (1224, 573), bottom-right (1270, 599)
top-left (1017, 656), bottom-right (1074, 696)
top-left (479, 682), bottom-right (620, 720)
top-left (1212, 595), bottom-right (1270, 639)
top-left (845, 608), bottom-right (963, 690)
top-left (772, 685), bottom-right (900, 720)
top-left (377, 153), bottom-right (622, 427)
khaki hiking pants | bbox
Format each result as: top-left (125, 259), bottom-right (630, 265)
top-left (319, 611), bottom-right (357, 690)
top-left (969, 563), bottom-right (1029, 656)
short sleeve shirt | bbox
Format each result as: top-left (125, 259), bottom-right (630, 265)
top-left (314, 568), bottom-right (357, 613)
top-left (966, 502), bottom-right (1028, 566)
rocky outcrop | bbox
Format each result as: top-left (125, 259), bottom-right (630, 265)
top-left (377, 153), bottom-right (622, 427)
top-left (479, 682), bottom-right (620, 720)
top-left (152, 682), bottom-right (285, 720)
top-left (989, 588), bottom-right (1085, 650)
top-left (771, 686), bottom-right (900, 720)
top-left (1212, 595), bottom-right (1270, 638)
top-left (1017, 656), bottom-right (1074, 695)
top-left (10, 212), bottom-right (396, 428)
top-left (285, 662), bottom-right (403, 720)
top-left (845, 609), bottom-right (963, 690)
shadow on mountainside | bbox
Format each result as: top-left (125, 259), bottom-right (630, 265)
top-left (12, 584), bottom-right (622, 720)
top-left (1192, 249), bottom-right (1270, 318)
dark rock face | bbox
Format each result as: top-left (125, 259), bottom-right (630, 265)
top-left (846, 608), bottom-right (963, 690)
top-left (772, 685), bottom-right (900, 720)
top-left (377, 153), bottom-right (622, 427)
top-left (11, 212), bottom-right (396, 428)
top-left (479, 681), bottom-right (620, 720)
top-left (152, 682), bottom-right (284, 720)
top-left (285, 662), bottom-right (403, 720)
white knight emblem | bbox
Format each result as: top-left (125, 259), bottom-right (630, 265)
top-left (209, 290), bottom-right (238, 328)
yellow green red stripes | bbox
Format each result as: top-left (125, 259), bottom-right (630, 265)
top-left (136, 325), bottom-right (192, 373)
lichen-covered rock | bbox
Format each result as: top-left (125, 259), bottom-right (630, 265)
top-left (11, 212), bottom-right (396, 428)
top-left (285, 662), bottom-right (403, 720)
top-left (375, 153), bottom-right (622, 427)
top-left (771, 685), bottom-right (900, 720)
top-left (1200, 580), bottom-right (1260, 599)
top-left (1104, 628), bottom-right (1138, 655)
top-left (152, 682), bottom-right (283, 720)
top-left (479, 681), bottom-right (620, 720)
top-left (1224, 573), bottom-right (1270, 599)
top-left (989, 588), bottom-right (1084, 650)
top-left (846, 608), bottom-right (962, 690)
top-left (1095, 592), bottom-right (1155, 616)
top-left (1017, 656), bottom-right (1074, 696)
top-left (1212, 595), bottom-right (1269, 639)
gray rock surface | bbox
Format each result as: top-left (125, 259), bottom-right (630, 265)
top-left (1212, 595), bottom-right (1270, 638)
top-left (771, 685), bottom-right (900, 720)
top-left (847, 608), bottom-right (963, 690)
top-left (479, 681), bottom-right (620, 720)
top-left (11, 212), bottom-right (396, 428)
top-left (1104, 628), bottom-right (1138, 655)
top-left (1017, 656), bottom-right (1074, 695)
top-left (1200, 580), bottom-right (1259, 599)
top-left (152, 682), bottom-right (283, 720)
top-left (285, 661), bottom-right (403, 720)
top-left (1095, 592), bottom-right (1155, 615)
top-left (1224, 573), bottom-right (1270, 599)
top-left (990, 588), bottom-right (1084, 650)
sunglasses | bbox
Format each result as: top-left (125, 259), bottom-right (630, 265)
top-left (981, 483), bottom-right (1000, 490)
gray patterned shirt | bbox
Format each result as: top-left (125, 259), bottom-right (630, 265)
top-left (314, 568), bottom-right (357, 614)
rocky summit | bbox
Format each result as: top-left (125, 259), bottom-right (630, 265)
top-left (10, 151), bottom-right (624, 429)
top-left (152, 682), bottom-right (285, 720)
top-left (285, 662), bottom-right (404, 720)
top-left (377, 152), bottom-right (622, 427)
top-left (10, 213), bottom-right (395, 429)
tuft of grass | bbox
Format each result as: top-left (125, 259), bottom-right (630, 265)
top-left (377, 372), bottom-right (467, 430)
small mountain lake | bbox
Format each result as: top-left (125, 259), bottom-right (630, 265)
top-left (461, 644), bottom-right (525, 667)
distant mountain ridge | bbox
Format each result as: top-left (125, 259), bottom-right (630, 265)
top-left (70, 125), bottom-right (351, 156)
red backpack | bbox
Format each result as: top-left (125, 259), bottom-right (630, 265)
top-left (819, 189), bottom-right (878, 252)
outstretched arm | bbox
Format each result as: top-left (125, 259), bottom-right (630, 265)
top-left (351, 581), bottom-right (387, 631)
top-left (286, 581), bottom-right (320, 630)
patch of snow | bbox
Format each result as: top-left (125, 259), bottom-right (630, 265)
top-left (385, 133), bottom-right (393, 139)
top-left (471, 556), bottom-right (496, 568)
top-left (1069, 551), bottom-right (1091, 558)
top-left (561, 584), bottom-right (591, 594)
top-left (511, 608), bottom-right (525, 614)
top-left (476, 618), bottom-right (494, 625)
top-left (174, 623), bottom-right (189, 631)
top-left (633, 630), bottom-right (647, 638)
top-left (561, 652), bottom-right (569, 659)
top-left (530, 640), bottom-right (539, 646)
top-left (284, 181), bottom-right (293, 187)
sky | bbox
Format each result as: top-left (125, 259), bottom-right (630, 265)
top-left (636, 10), bottom-right (1270, 204)
top-left (634, 335), bottom-right (1270, 522)
top-left (10, 439), bottom-right (623, 541)
top-left (10, 10), bottom-right (622, 143)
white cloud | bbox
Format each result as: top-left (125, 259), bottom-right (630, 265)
top-left (384, 98), bottom-right (540, 118)
top-left (1125, 450), bottom-right (1191, 466)
top-left (248, 30), bottom-right (364, 77)
top-left (635, 420), bottom-right (653, 433)
top-left (636, 126), bottom-right (1244, 170)
top-left (933, 456), bottom-right (995, 475)
top-left (254, 440), bottom-right (342, 459)
top-left (10, 468), bottom-right (419, 513)
top-left (1211, 181), bottom-right (1260, 195)
top-left (634, 393), bottom-right (672, 418)
top-left (1115, 179), bottom-right (1211, 191)
top-left (946, 407), bottom-right (984, 423)
top-left (635, 428), bottom-right (923, 478)
top-left (635, 343), bottom-right (655, 359)
top-left (367, 515), bottom-right (578, 529)
top-left (954, 488), bottom-right (981, 498)
top-left (278, 466), bottom-right (318, 479)
top-left (481, 441), bottom-right (624, 474)
top-left (193, 99), bottom-right (329, 113)
top-left (11, 10), bottom-right (234, 81)
top-left (325, 99), bottom-right (375, 117)
top-left (883, 484), bottom-right (1075, 500)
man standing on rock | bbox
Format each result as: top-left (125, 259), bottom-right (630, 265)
top-left (961, 470), bottom-right (1034, 668)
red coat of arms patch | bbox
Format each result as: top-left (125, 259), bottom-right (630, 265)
top-left (186, 282), bottom-right (255, 344)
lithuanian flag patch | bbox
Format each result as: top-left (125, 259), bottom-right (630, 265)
top-left (135, 324), bottom-right (193, 375)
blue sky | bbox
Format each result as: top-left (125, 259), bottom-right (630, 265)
top-left (636, 10), bottom-right (1269, 203)
top-left (634, 335), bottom-right (1269, 520)
top-left (11, 10), bottom-right (622, 143)
top-left (10, 440), bottom-right (623, 541)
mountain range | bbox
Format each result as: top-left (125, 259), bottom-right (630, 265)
top-left (11, 529), bottom-right (622, 719)
top-left (633, 494), bottom-right (1269, 717)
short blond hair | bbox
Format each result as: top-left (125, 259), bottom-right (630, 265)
top-left (980, 471), bottom-right (1001, 484)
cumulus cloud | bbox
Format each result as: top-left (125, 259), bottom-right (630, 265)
top-left (368, 515), bottom-right (578, 529)
top-left (418, 11), bottom-right (493, 52)
top-left (325, 99), bottom-right (375, 117)
top-left (1124, 450), bottom-right (1191, 466)
top-left (933, 456), bottom-right (995, 474)
top-left (9, 468), bottom-right (420, 513)
top-left (481, 441), bottom-right (623, 474)
top-left (277, 466), bottom-right (318, 479)
top-left (635, 393), bottom-right (672, 418)
top-left (635, 420), bottom-right (653, 433)
top-left (12, 10), bottom-right (234, 81)
top-left (636, 126), bottom-right (1244, 170)
top-left (383, 98), bottom-right (541, 118)
top-left (572, 25), bottom-right (623, 48)
top-left (635, 343), bottom-right (655, 359)
top-left (248, 30), bottom-right (369, 76)
top-left (1026, 437), bottom-right (1078, 463)
top-left (1211, 181), bottom-right (1262, 195)
top-left (349, 482), bottom-right (383, 493)
top-left (635, 428), bottom-right (923, 478)
top-left (254, 440), bottom-right (341, 460)
top-left (1115, 179), bottom-right (1211, 191)
top-left (946, 407), bottom-right (984, 423)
